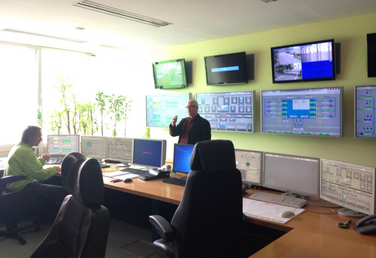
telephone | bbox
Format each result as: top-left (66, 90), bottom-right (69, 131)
top-left (354, 214), bottom-right (376, 234)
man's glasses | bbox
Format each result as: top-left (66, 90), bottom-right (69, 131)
top-left (185, 106), bottom-right (197, 109)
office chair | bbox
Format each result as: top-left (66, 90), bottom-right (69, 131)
top-left (149, 140), bottom-right (245, 258)
top-left (31, 152), bottom-right (110, 258)
top-left (0, 173), bottom-right (41, 245)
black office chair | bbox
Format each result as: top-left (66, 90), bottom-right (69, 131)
top-left (0, 173), bottom-right (41, 245)
top-left (31, 152), bottom-right (110, 258)
top-left (149, 140), bottom-right (245, 258)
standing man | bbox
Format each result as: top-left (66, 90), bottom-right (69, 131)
top-left (169, 99), bottom-right (211, 144)
top-left (4, 125), bottom-right (69, 215)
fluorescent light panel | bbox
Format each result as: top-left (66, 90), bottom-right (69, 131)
top-left (72, 1), bottom-right (172, 27)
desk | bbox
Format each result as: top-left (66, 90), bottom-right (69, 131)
top-left (100, 167), bottom-right (376, 257)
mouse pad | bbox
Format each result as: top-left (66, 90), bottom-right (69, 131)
top-left (242, 198), bottom-right (305, 224)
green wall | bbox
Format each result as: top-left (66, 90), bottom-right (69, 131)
top-left (151, 13), bottom-right (376, 167)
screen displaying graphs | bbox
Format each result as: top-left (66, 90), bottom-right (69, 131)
top-left (355, 85), bottom-right (376, 138)
top-left (146, 93), bottom-right (191, 128)
top-left (261, 87), bottom-right (342, 137)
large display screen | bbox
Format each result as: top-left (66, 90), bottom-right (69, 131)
top-left (261, 87), bottom-right (342, 137)
top-left (355, 85), bottom-right (376, 138)
top-left (152, 58), bottom-right (188, 89)
top-left (146, 93), bottom-right (192, 128)
top-left (271, 39), bottom-right (335, 83)
top-left (204, 52), bottom-right (248, 85)
top-left (196, 91), bottom-right (254, 132)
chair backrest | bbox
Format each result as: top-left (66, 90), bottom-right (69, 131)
top-left (171, 140), bottom-right (243, 258)
top-left (31, 152), bottom-right (110, 258)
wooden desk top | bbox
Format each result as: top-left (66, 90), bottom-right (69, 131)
top-left (100, 167), bottom-right (376, 258)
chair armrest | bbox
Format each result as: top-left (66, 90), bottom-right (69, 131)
top-left (149, 215), bottom-right (174, 242)
top-left (1, 175), bottom-right (27, 184)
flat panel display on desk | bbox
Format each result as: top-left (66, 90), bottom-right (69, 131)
top-left (261, 87), bottom-right (342, 137)
top-left (271, 39), bottom-right (335, 83)
top-left (146, 93), bottom-right (192, 128)
top-left (204, 52), bottom-right (248, 85)
top-left (196, 91), bottom-right (254, 132)
top-left (355, 85), bottom-right (376, 138)
top-left (152, 58), bottom-right (188, 89)
top-left (367, 33), bottom-right (376, 77)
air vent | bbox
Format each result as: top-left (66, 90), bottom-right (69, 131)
top-left (72, 0), bottom-right (172, 27)
top-left (1, 28), bottom-right (87, 43)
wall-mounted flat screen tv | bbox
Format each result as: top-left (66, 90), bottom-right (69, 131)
top-left (261, 87), bottom-right (342, 137)
top-left (355, 85), bottom-right (376, 138)
top-left (146, 93), bottom-right (192, 128)
top-left (271, 39), bottom-right (335, 83)
top-left (152, 58), bottom-right (188, 89)
top-left (196, 91), bottom-right (254, 132)
top-left (204, 52), bottom-right (248, 85)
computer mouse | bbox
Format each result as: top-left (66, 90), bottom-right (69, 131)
top-left (279, 210), bottom-right (295, 219)
top-left (123, 178), bottom-right (133, 183)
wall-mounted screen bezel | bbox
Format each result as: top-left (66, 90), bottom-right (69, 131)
top-left (355, 85), bottom-right (376, 138)
top-left (146, 93), bottom-right (192, 128)
top-left (271, 39), bottom-right (336, 83)
top-left (152, 58), bottom-right (188, 89)
top-left (204, 52), bottom-right (248, 85)
top-left (196, 91), bottom-right (254, 133)
top-left (260, 87), bottom-right (343, 137)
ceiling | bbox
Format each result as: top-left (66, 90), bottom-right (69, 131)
top-left (1, 0), bottom-right (376, 54)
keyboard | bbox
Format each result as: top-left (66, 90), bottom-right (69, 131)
top-left (162, 176), bottom-right (187, 186)
top-left (121, 167), bottom-right (150, 175)
top-left (46, 157), bottom-right (63, 164)
top-left (248, 191), bottom-right (307, 208)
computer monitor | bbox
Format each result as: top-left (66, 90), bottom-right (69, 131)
top-left (320, 159), bottom-right (376, 217)
top-left (195, 91), bottom-right (254, 132)
top-left (80, 136), bottom-right (107, 161)
top-left (46, 135), bottom-right (80, 156)
top-left (172, 143), bottom-right (194, 174)
top-left (131, 138), bottom-right (167, 169)
top-left (234, 149), bottom-right (262, 186)
top-left (355, 85), bottom-right (376, 138)
top-left (263, 152), bottom-right (320, 198)
top-left (261, 87), bottom-right (343, 137)
top-left (106, 137), bottom-right (133, 164)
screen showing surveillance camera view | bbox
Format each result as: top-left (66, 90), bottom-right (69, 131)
top-left (272, 41), bottom-right (334, 82)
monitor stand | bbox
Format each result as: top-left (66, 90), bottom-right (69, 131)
top-left (337, 208), bottom-right (367, 218)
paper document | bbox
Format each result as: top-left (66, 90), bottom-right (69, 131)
top-left (243, 198), bottom-right (305, 224)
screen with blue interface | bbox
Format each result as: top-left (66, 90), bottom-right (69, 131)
top-left (81, 136), bottom-right (107, 160)
top-left (355, 85), bottom-right (376, 138)
top-left (261, 87), bottom-right (342, 137)
top-left (173, 144), bottom-right (194, 174)
top-left (320, 159), bottom-right (376, 215)
top-left (106, 137), bottom-right (133, 164)
top-left (47, 135), bottom-right (80, 156)
top-left (132, 138), bottom-right (166, 169)
top-left (146, 93), bottom-right (192, 128)
top-left (196, 91), bottom-right (254, 132)
top-left (235, 149), bottom-right (262, 186)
